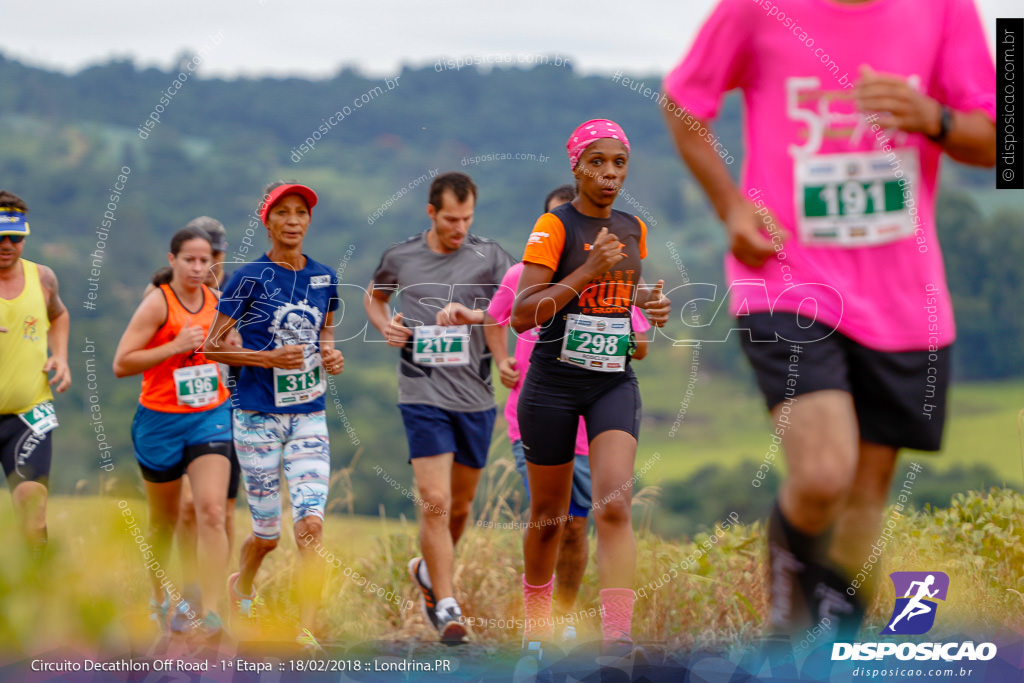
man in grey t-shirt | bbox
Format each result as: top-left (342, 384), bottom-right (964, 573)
top-left (364, 172), bottom-right (513, 645)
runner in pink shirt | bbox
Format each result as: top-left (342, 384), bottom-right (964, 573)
top-left (663, 0), bottom-right (995, 640)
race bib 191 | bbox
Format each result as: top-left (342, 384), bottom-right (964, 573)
top-left (560, 314), bottom-right (630, 372)
top-left (795, 148), bottom-right (920, 247)
top-left (412, 325), bottom-right (470, 366)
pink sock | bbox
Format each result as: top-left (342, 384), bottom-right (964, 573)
top-left (522, 575), bottom-right (554, 640)
top-left (600, 587), bottom-right (635, 646)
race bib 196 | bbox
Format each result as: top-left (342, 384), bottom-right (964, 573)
top-left (18, 400), bottom-right (58, 436)
top-left (274, 352), bottom-right (325, 407)
top-left (560, 314), bottom-right (630, 372)
top-left (795, 149), bottom-right (920, 247)
top-left (412, 325), bottom-right (470, 366)
top-left (173, 363), bottom-right (221, 408)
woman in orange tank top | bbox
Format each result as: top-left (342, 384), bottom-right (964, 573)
top-left (113, 226), bottom-right (232, 644)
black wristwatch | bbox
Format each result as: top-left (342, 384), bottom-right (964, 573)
top-left (927, 105), bottom-right (953, 143)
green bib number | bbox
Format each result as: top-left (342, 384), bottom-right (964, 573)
top-left (564, 330), bottom-right (629, 357)
top-left (803, 179), bottom-right (905, 218)
top-left (416, 335), bottom-right (464, 355)
top-left (173, 363), bottom-right (220, 408)
top-left (273, 354), bottom-right (325, 407)
top-left (277, 366), bottom-right (321, 393)
top-left (560, 314), bottom-right (630, 372)
top-left (794, 149), bottom-right (920, 247)
top-left (412, 325), bottom-right (470, 366)
top-left (19, 400), bottom-right (58, 436)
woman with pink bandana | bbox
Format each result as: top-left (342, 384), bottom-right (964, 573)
top-left (511, 119), bottom-right (671, 665)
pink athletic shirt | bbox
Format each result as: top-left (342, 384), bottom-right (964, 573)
top-left (487, 262), bottom-right (652, 451)
top-left (664, 0), bottom-right (995, 351)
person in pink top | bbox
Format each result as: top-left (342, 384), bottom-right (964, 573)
top-left (487, 185), bottom-right (650, 644)
top-left (662, 0), bottom-right (995, 640)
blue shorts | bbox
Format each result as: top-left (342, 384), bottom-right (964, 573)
top-left (511, 439), bottom-right (592, 518)
top-left (131, 402), bottom-right (232, 483)
top-left (399, 404), bottom-right (496, 470)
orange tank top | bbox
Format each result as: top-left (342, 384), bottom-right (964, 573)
top-left (139, 284), bottom-right (230, 413)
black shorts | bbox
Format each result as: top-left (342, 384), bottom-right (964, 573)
top-left (739, 313), bottom-right (951, 452)
top-left (226, 439), bottom-right (241, 500)
top-left (138, 442), bottom-right (233, 484)
top-left (518, 363), bottom-right (640, 467)
top-left (0, 413), bottom-right (53, 488)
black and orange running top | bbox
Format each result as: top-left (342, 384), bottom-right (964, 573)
top-left (521, 201), bottom-right (647, 373)
top-left (139, 284), bottom-right (230, 413)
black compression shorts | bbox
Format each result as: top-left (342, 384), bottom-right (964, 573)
top-left (518, 364), bottom-right (640, 467)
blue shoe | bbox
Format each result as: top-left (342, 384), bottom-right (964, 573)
top-left (170, 600), bottom-right (196, 633)
top-left (186, 611), bottom-right (230, 655)
top-left (227, 572), bottom-right (264, 621)
top-left (149, 592), bottom-right (170, 633)
top-left (200, 611), bottom-right (225, 638)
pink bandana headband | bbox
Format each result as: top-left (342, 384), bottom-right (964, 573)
top-left (567, 119), bottom-right (630, 171)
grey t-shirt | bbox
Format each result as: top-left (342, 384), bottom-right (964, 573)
top-left (371, 230), bottom-right (514, 411)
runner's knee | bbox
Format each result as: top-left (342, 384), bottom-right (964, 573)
top-left (294, 515), bottom-right (323, 542)
top-left (194, 499), bottom-right (226, 529)
top-left (449, 496), bottom-right (472, 521)
top-left (788, 455), bottom-right (856, 505)
top-left (529, 498), bottom-right (569, 532)
top-left (593, 495), bottom-right (631, 528)
top-left (562, 515), bottom-right (587, 543)
top-left (178, 500), bottom-right (197, 527)
top-left (11, 481), bottom-right (46, 511)
top-left (419, 488), bottom-right (451, 517)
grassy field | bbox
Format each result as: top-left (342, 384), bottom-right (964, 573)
top-left (0, 488), bottom-right (1020, 661)
top-left (1, 357), bottom-right (1019, 664)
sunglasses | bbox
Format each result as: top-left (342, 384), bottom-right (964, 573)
top-left (0, 234), bottom-right (25, 244)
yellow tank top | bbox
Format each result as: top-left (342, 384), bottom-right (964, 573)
top-left (0, 260), bottom-right (54, 414)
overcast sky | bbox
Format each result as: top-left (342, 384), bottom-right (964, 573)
top-left (2, 0), bottom-right (1018, 80)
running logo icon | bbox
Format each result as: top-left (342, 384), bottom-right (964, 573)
top-left (881, 571), bottom-right (949, 635)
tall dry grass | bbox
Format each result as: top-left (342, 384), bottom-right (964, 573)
top-left (0, 467), bottom-right (1020, 658)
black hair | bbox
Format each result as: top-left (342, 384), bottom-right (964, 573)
top-left (0, 190), bottom-right (28, 212)
top-left (428, 172), bottom-right (477, 211)
top-left (544, 185), bottom-right (575, 213)
top-left (170, 226), bottom-right (212, 256)
top-left (150, 267), bottom-right (173, 287)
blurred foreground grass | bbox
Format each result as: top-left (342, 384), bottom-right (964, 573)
top-left (0, 478), bottom-right (1021, 657)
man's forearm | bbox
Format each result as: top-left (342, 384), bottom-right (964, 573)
top-left (47, 310), bottom-right (70, 363)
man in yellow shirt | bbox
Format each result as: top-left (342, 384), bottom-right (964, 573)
top-left (0, 190), bottom-right (71, 560)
